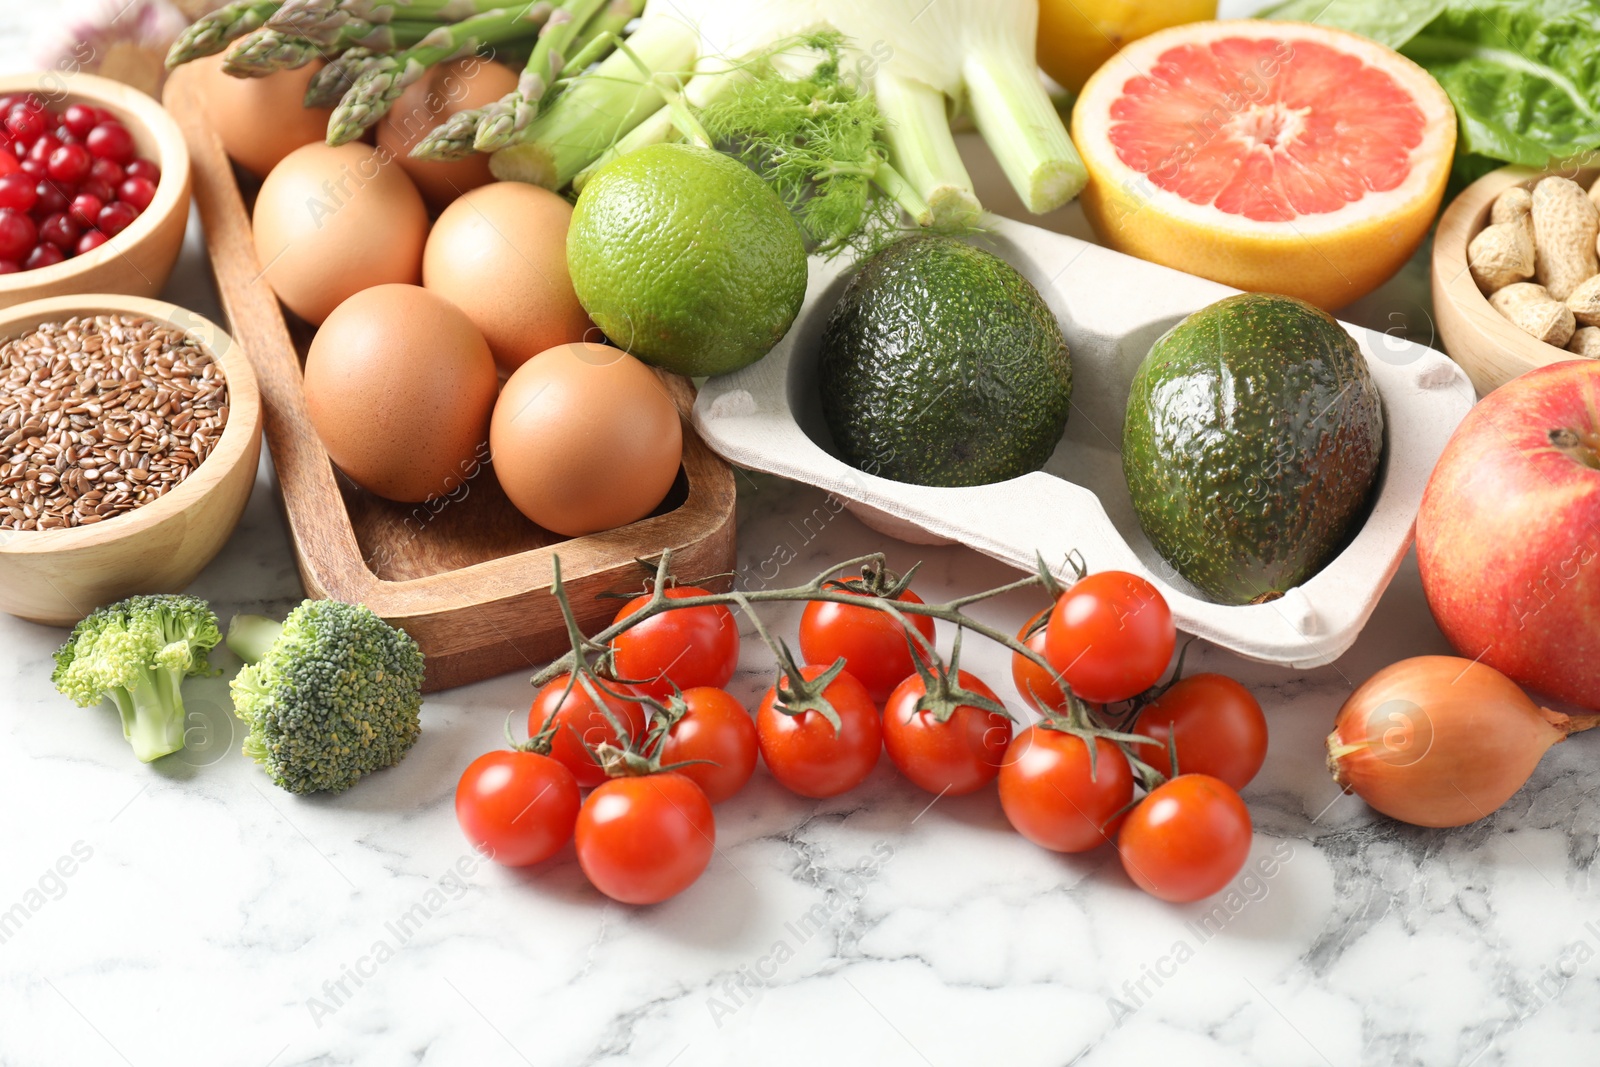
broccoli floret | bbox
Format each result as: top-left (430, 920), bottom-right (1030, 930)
top-left (227, 600), bottom-right (424, 795)
top-left (52, 594), bottom-right (223, 763)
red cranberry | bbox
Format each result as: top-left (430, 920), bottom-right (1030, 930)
top-left (89, 157), bottom-right (123, 187)
top-left (68, 193), bottom-right (102, 227)
top-left (25, 242), bottom-right (64, 270)
top-left (125, 159), bottom-right (160, 184)
top-left (96, 201), bottom-right (137, 237)
top-left (76, 230), bottom-right (107, 255)
top-left (18, 159), bottom-right (45, 179)
top-left (4, 107), bottom-right (45, 144)
top-left (26, 133), bottom-right (60, 165)
top-left (86, 123), bottom-right (134, 165)
top-left (47, 143), bottom-right (91, 186)
top-left (60, 104), bottom-right (98, 140)
top-left (0, 259), bottom-right (18, 274)
top-left (0, 152), bottom-right (17, 180)
top-left (78, 178), bottom-right (113, 204)
top-left (33, 181), bottom-right (68, 216)
top-left (0, 209), bottom-right (37, 260)
top-left (38, 212), bottom-right (80, 249)
top-left (0, 174), bottom-right (36, 212)
top-left (117, 176), bottom-right (156, 211)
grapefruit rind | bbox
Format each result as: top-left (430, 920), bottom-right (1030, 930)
top-left (1071, 20), bottom-right (1456, 310)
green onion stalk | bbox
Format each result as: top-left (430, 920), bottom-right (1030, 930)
top-left (326, 3), bottom-right (552, 144)
top-left (166, 0), bottom-right (283, 67)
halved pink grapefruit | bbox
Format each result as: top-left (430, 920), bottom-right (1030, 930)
top-left (1072, 20), bottom-right (1455, 310)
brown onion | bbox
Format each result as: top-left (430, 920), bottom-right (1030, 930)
top-left (1327, 656), bottom-right (1598, 828)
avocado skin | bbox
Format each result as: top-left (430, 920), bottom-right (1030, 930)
top-left (818, 234), bottom-right (1072, 487)
top-left (1122, 292), bottom-right (1384, 606)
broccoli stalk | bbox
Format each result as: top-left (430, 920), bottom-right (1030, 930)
top-left (227, 600), bottom-right (425, 795)
top-left (52, 595), bottom-right (223, 763)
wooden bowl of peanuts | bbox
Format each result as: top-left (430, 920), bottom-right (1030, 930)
top-left (0, 294), bottom-right (261, 626)
top-left (1433, 164), bottom-right (1600, 397)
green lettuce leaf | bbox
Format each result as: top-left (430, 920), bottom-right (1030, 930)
top-left (1402, 0), bottom-right (1600, 170)
top-left (1254, 0), bottom-right (1446, 49)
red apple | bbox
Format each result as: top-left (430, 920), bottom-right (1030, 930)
top-left (1417, 360), bottom-right (1600, 708)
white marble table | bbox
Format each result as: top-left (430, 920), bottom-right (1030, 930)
top-left (4, 5), bottom-right (1597, 1066)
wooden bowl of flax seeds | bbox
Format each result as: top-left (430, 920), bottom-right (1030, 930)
top-left (0, 295), bottom-right (261, 625)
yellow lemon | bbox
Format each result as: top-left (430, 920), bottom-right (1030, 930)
top-left (1037, 0), bottom-right (1218, 92)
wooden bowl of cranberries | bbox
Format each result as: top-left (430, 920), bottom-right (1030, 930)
top-left (0, 71), bottom-right (191, 308)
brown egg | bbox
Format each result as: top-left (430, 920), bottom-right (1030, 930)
top-left (377, 57), bottom-right (520, 211)
top-left (194, 54), bottom-right (335, 178)
top-left (304, 284), bottom-right (499, 503)
top-left (424, 182), bottom-right (593, 373)
top-left (491, 343), bottom-right (683, 536)
top-left (252, 142), bottom-right (429, 325)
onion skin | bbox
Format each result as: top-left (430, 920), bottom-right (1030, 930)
top-left (1326, 656), bottom-right (1594, 828)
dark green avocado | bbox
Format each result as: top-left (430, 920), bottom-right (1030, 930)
top-left (1122, 292), bottom-right (1384, 606)
top-left (817, 234), bottom-right (1072, 487)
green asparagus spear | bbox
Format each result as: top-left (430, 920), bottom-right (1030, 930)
top-left (166, 0), bottom-right (283, 68)
top-left (473, 0), bottom-right (639, 151)
top-left (222, 19), bottom-right (438, 77)
top-left (304, 46), bottom-right (384, 107)
top-left (271, 0), bottom-right (526, 46)
top-left (326, 4), bottom-right (552, 146)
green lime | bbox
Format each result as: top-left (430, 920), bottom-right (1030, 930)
top-left (567, 143), bottom-right (808, 377)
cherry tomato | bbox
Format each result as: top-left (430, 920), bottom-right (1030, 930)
top-left (1119, 774), bottom-right (1252, 903)
top-left (756, 664), bottom-right (881, 798)
top-left (0, 209), bottom-right (35, 261)
top-left (998, 727), bottom-right (1133, 852)
top-left (527, 674), bottom-right (647, 788)
top-left (610, 586), bottom-right (738, 699)
top-left (799, 586), bottom-right (936, 703)
top-left (1011, 607), bottom-right (1067, 712)
top-left (657, 686), bottom-right (759, 804)
top-left (86, 122), bottom-right (134, 165)
top-left (882, 669), bottom-right (1012, 796)
top-left (1132, 674), bottom-right (1267, 790)
top-left (575, 772), bottom-right (714, 904)
top-left (1045, 571), bottom-right (1176, 704)
top-left (455, 749), bottom-right (580, 867)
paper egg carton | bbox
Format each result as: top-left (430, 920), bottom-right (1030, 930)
top-left (692, 216), bottom-right (1475, 668)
